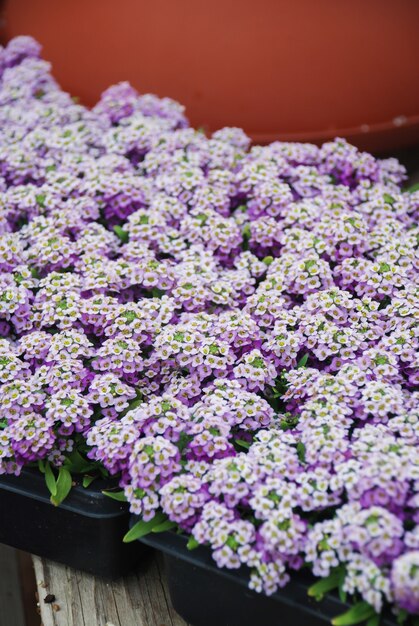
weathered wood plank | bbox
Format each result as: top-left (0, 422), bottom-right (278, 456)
top-left (0, 544), bottom-right (26, 626)
top-left (16, 550), bottom-right (40, 626)
top-left (33, 554), bottom-right (190, 626)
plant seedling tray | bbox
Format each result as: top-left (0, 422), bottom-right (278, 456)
top-left (0, 469), bottom-right (146, 578)
top-left (140, 531), bottom-right (397, 626)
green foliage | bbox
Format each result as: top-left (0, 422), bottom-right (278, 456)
top-left (82, 475), bottom-right (96, 488)
top-left (332, 602), bottom-right (376, 626)
top-left (296, 441), bottom-right (306, 463)
top-left (44, 461), bottom-right (57, 497)
top-left (43, 448), bottom-right (106, 505)
top-left (35, 194), bottom-right (46, 208)
top-left (187, 537), bottom-right (199, 550)
top-left (279, 413), bottom-right (299, 431)
top-left (152, 520), bottom-right (177, 533)
top-left (50, 467), bottom-right (72, 506)
top-left (63, 449), bottom-right (95, 474)
top-left (297, 353), bottom-right (309, 368)
top-left (242, 223), bottom-right (251, 250)
top-left (307, 569), bottom-right (342, 601)
top-left (113, 225), bottom-right (129, 243)
top-left (123, 512), bottom-right (167, 543)
top-left (235, 439), bottom-right (251, 449)
top-left (271, 371), bottom-right (289, 398)
top-left (102, 490), bottom-right (127, 502)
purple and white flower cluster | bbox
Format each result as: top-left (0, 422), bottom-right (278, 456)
top-left (0, 36), bottom-right (418, 619)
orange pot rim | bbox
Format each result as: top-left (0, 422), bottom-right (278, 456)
top-left (249, 114), bottom-right (419, 146)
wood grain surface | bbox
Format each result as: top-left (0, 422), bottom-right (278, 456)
top-left (33, 553), bottom-right (190, 626)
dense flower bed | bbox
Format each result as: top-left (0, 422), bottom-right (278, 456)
top-left (0, 36), bottom-right (418, 622)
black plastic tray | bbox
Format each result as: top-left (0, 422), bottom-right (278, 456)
top-left (140, 531), bottom-right (397, 626)
top-left (0, 469), bottom-right (146, 578)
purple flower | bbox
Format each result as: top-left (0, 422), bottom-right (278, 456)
top-left (0, 35), bottom-right (417, 619)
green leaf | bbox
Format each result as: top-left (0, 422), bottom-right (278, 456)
top-left (297, 353), bottom-right (309, 368)
top-left (279, 413), bottom-right (299, 431)
top-left (307, 570), bottom-right (341, 601)
top-left (187, 537), bottom-right (200, 550)
top-left (366, 615), bottom-right (380, 626)
top-left (44, 462), bottom-right (57, 497)
top-left (152, 520), bottom-right (177, 533)
top-left (176, 432), bottom-right (192, 453)
top-left (262, 256), bottom-right (274, 266)
top-left (296, 441), bottom-right (306, 463)
top-left (129, 396), bottom-right (143, 410)
top-left (242, 223), bottom-right (251, 250)
top-left (82, 475), bottom-right (96, 488)
top-left (242, 223), bottom-right (251, 238)
top-left (378, 295), bottom-right (391, 311)
top-left (102, 490), bottom-right (127, 502)
top-left (123, 512), bottom-right (167, 543)
top-left (113, 225), bottom-right (129, 243)
top-left (235, 439), bottom-right (251, 449)
top-left (35, 194), bottom-right (46, 208)
top-left (383, 193), bottom-right (395, 205)
top-left (332, 602), bottom-right (376, 626)
top-left (64, 449), bottom-right (92, 473)
top-left (38, 459), bottom-right (45, 474)
top-left (338, 567), bottom-right (347, 603)
top-left (404, 182), bottom-right (419, 194)
top-left (396, 609), bottom-right (408, 625)
top-left (50, 467), bottom-right (72, 506)
top-left (98, 466), bottom-right (110, 479)
top-left (118, 395), bottom-right (143, 418)
top-left (338, 586), bottom-right (347, 603)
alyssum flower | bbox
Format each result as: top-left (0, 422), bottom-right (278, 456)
top-left (0, 35), bottom-right (417, 624)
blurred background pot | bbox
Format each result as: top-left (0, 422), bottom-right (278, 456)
top-left (1, 0), bottom-right (419, 151)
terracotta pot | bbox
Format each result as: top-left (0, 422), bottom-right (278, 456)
top-left (2, 0), bottom-right (419, 151)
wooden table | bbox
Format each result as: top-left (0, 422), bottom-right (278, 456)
top-left (33, 553), bottom-right (190, 626)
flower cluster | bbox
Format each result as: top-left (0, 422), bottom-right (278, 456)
top-left (0, 36), bottom-right (418, 620)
